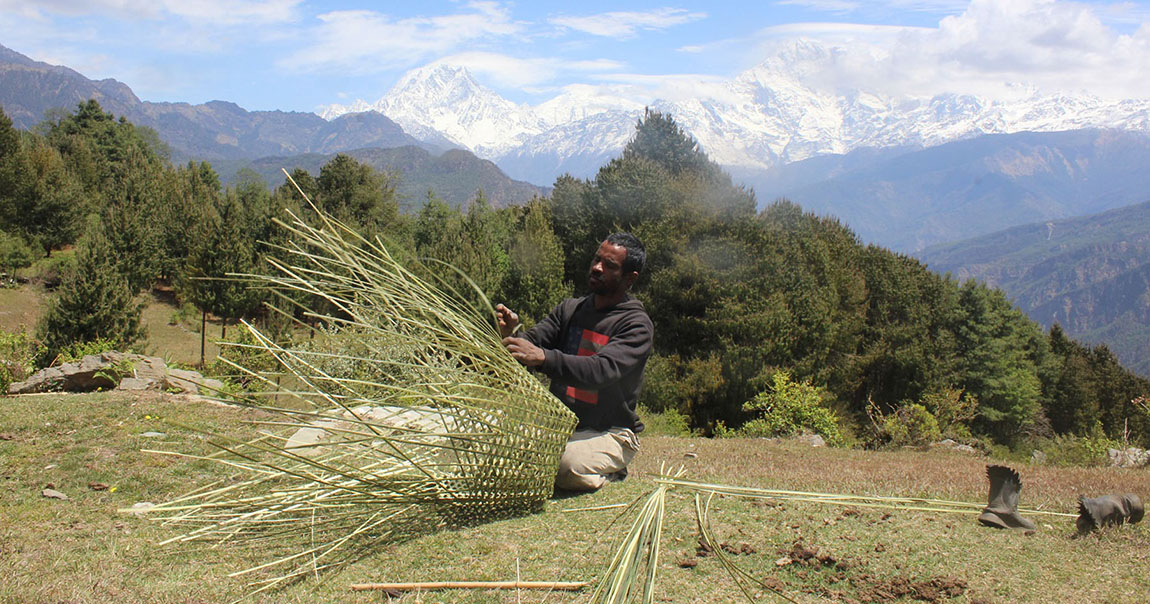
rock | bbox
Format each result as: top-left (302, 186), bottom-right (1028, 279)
top-left (1031, 450), bottom-right (1048, 464)
top-left (7, 351), bottom-right (223, 397)
top-left (284, 405), bottom-right (462, 457)
top-left (1108, 447), bottom-right (1150, 468)
top-left (41, 488), bottom-right (68, 500)
top-left (793, 433), bottom-right (826, 448)
top-left (117, 377), bottom-right (154, 391)
top-left (931, 439), bottom-right (979, 455)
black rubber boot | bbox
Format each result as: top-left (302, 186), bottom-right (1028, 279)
top-left (1076, 494), bottom-right (1144, 534)
top-left (977, 465), bottom-right (1036, 531)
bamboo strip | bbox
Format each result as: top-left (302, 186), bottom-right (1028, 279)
top-left (349, 581), bottom-right (589, 592)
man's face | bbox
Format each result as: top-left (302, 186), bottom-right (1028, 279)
top-left (589, 240), bottom-right (634, 296)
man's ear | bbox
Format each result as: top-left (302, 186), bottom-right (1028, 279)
top-left (623, 271), bottom-right (639, 290)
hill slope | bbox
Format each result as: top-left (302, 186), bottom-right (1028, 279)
top-left (220, 146), bottom-right (546, 209)
top-left (918, 200), bottom-right (1150, 375)
top-left (748, 129), bottom-right (1150, 252)
top-left (0, 44), bottom-right (436, 161)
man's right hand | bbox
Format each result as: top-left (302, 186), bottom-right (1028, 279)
top-left (495, 304), bottom-right (519, 339)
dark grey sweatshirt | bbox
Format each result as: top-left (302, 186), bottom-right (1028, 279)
top-left (523, 294), bottom-right (653, 433)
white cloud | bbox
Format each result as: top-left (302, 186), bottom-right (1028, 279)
top-left (755, 0), bottom-right (1150, 99)
top-left (0, 0), bottom-right (301, 24)
top-left (777, 0), bottom-right (970, 14)
top-left (592, 72), bottom-right (731, 104)
top-left (777, 0), bottom-right (860, 13)
top-left (550, 7), bottom-right (707, 39)
top-left (282, 3), bottom-right (524, 73)
top-left (428, 53), bottom-right (625, 89)
top-left (163, 0), bottom-right (302, 26)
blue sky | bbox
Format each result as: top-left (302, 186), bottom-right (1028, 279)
top-left (3, 1), bottom-right (1150, 113)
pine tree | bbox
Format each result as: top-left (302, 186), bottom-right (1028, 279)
top-left (184, 188), bottom-right (265, 345)
top-left (36, 225), bottom-right (145, 360)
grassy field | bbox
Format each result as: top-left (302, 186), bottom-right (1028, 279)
top-left (1, 283), bottom-right (221, 367)
top-left (0, 286), bottom-right (42, 333)
top-left (2, 391), bottom-right (1147, 603)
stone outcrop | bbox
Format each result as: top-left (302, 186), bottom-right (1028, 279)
top-left (1108, 447), bottom-right (1150, 468)
top-left (7, 351), bottom-right (223, 395)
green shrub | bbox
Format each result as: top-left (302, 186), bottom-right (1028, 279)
top-left (737, 371), bottom-right (843, 445)
top-left (168, 302), bottom-right (199, 329)
top-left (0, 231), bottom-right (36, 282)
top-left (207, 327), bottom-right (281, 392)
top-left (1031, 423), bottom-right (1122, 467)
top-left (28, 250), bottom-right (75, 288)
top-left (56, 337), bottom-right (123, 364)
top-left (883, 403), bottom-right (942, 447)
top-left (0, 328), bottom-right (44, 391)
top-left (920, 387), bottom-right (978, 440)
top-left (639, 405), bottom-right (692, 437)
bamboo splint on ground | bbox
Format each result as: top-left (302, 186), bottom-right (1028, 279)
top-left (350, 580), bottom-right (589, 592)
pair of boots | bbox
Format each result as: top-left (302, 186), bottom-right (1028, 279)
top-left (976, 465), bottom-right (1145, 534)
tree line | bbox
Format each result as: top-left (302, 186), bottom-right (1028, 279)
top-left (1, 101), bottom-right (1146, 448)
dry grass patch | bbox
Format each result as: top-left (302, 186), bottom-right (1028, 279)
top-left (0, 285), bottom-right (43, 333)
top-left (2, 394), bottom-right (1148, 603)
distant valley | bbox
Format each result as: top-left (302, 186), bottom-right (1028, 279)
top-left (919, 201), bottom-right (1150, 376)
top-left (749, 129), bottom-right (1150, 252)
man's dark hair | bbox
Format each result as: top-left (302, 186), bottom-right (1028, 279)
top-left (605, 232), bottom-right (646, 275)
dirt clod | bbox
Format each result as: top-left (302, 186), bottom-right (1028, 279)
top-left (721, 542), bottom-right (756, 555)
top-left (851, 574), bottom-right (967, 603)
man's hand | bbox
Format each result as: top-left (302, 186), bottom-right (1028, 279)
top-left (503, 337), bottom-right (545, 367)
top-left (495, 304), bottom-right (519, 339)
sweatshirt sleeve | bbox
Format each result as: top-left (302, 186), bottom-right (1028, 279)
top-left (538, 314), bottom-right (652, 387)
top-left (521, 299), bottom-right (569, 349)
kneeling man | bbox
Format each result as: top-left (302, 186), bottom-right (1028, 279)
top-left (498, 232), bottom-right (653, 491)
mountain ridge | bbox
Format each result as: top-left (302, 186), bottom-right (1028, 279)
top-left (322, 40), bottom-right (1150, 186)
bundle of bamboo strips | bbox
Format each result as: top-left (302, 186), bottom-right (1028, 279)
top-left (131, 204), bottom-right (577, 594)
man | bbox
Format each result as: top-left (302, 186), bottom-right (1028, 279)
top-left (497, 232), bottom-right (653, 491)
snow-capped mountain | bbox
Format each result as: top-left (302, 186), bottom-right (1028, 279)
top-left (321, 40), bottom-right (1150, 186)
top-left (324, 64), bottom-right (546, 158)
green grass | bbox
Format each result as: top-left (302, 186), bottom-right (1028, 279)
top-left (0, 285), bottom-right (42, 333)
top-left (2, 393), bottom-right (1148, 603)
top-left (140, 289), bottom-right (220, 368)
top-left (0, 284), bottom-right (222, 368)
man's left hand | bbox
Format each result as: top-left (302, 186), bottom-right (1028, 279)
top-left (502, 337), bottom-right (545, 367)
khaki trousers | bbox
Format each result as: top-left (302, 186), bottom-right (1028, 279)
top-left (555, 428), bottom-right (640, 491)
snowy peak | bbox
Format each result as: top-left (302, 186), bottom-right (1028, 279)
top-left (318, 39), bottom-right (1150, 185)
top-left (325, 63), bottom-right (544, 156)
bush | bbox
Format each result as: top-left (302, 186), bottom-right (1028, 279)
top-left (1030, 423), bottom-right (1122, 467)
top-left (207, 326), bottom-right (282, 392)
top-left (56, 337), bottom-right (124, 364)
top-left (0, 231), bottom-right (36, 282)
top-left (639, 405), bottom-right (692, 437)
top-left (882, 403), bottom-right (942, 447)
top-left (28, 250), bottom-right (75, 289)
top-left (0, 328), bottom-right (44, 391)
top-left (737, 371), bottom-right (843, 445)
top-left (920, 387), bottom-right (978, 440)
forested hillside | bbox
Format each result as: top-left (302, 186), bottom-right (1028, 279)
top-left (920, 201), bottom-right (1150, 376)
top-left (2, 102), bottom-right (1147, 451)
top-left (216, 145), bottom-right (546, 210)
